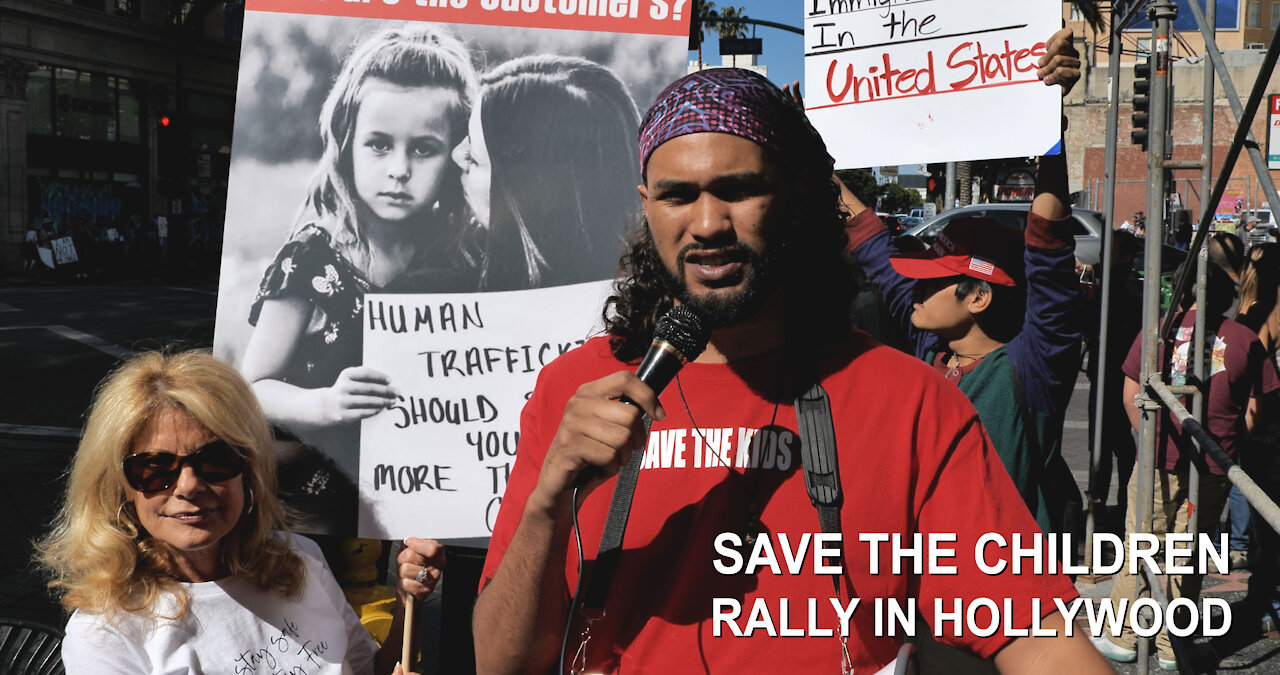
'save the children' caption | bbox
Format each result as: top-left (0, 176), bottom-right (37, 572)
top-left (711, 532), bottom-right (1232, 639)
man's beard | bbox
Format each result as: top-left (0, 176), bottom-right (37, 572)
top-left (657, 238), bottom-right (781, 329)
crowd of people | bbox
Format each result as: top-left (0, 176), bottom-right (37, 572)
top-left (28, 21), bottom-right (1280, 675)
top-left (20, 210), bottom-right (219, 282)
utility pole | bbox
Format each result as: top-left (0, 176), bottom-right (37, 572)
top-left (1135, 2), bottom-right (1176, 671)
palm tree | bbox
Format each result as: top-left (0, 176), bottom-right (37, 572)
top-left (706, 3), bottom-right (749, 40)
top-left (690, 0), bottom-right (749, 65)
top-left (1071, 0), bottom-right (1104, 33)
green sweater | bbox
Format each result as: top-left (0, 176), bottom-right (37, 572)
top-left (946, 346), bottom-right (1070, 534)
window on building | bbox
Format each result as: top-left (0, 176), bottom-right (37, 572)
top-left (1137, 37), bottom-right (1152, 61)
top-left (115, 0), bottom-right (138, 18)
top-left (30, 66), bottom-right (142, 143)
top-left (117, 79), bottom-right (142, 143)
top-left (56, 69), bottom-right (113, 141)
top-left (1248, 0), bottom-right (1262, 27)
top-left (1070, 5), bottom-right (1083, 21)
top-left (1272, 1), bottom-right (1279, 28)
top-left (26, 66), bottom-right (53, 136)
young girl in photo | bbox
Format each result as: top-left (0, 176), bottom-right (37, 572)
top-left (241, 24), bottom-right (478, 531)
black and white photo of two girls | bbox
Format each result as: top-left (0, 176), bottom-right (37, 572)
top-left (213, 13), bottom-right (686, 535)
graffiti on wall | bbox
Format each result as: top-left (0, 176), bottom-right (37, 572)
top-left (33, 178), bottom-right (125, 230)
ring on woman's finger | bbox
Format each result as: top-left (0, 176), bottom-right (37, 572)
top-left (416, 566), bottom-right (431, 585)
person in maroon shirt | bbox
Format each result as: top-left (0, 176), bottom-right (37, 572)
top-left (1093, 260), bottom-right (1280, 668)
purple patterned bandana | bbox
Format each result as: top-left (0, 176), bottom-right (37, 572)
top-left (638, 68), bottom-right (815, 174)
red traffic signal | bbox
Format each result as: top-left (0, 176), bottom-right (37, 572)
top-left (158, 115), bottom-right (171, 127)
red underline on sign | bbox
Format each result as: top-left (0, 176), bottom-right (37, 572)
top-left (805, 78), bottom-right (1040, 111)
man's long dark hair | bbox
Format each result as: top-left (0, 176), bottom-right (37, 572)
top-left (602, 132), bottom-right (853, 365)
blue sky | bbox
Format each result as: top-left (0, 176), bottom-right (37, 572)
top-left (686, 1), bottom-right (805, 91)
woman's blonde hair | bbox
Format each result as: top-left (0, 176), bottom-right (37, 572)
top-left (37, 350), bottom-right (304, 619)
top-left (1238, 243), bottom-right (1280, 319)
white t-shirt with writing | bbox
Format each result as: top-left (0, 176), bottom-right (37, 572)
top-left (62, 535), bottom-right (377, 675)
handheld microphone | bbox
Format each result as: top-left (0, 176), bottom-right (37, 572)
top-left (572, 305), bottom-right (708, 488)
top-left (629, 304), bottom-right (710, 403)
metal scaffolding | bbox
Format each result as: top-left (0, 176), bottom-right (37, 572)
top-left (1088, 1), bottom-right (1280, 671)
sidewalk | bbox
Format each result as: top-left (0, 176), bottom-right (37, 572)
top-left (1075, 565), bottom-right (1280, 673)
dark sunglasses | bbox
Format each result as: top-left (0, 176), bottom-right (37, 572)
top-left (123, 440), bottom-right (247, 493)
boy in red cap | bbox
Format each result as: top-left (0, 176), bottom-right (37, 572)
top-left (843, 144), bottom-right (1082, 537)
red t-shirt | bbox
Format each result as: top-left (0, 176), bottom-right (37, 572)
top-left (480, 332), bottom-right (1078, 673)
top-left (1121, 309), bottom-right (1280, 474)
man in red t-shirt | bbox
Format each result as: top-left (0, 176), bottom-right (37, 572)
top-left (1093, 261), bottom-right (1280, 668)
top-left (472, 35), bottom-right (1112, 675)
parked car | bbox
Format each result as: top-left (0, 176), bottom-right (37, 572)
top-left (899, 202), bottom-right (1184, 273)
top-left (900, 203), bottom-right (1106, 265)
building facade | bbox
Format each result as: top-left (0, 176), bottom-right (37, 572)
top-left (0, 0), bottom-right (239, 274)
top-left (1064, 1), bottom-right (1280, 229)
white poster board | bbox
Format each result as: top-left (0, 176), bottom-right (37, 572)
top-left (51, 236), bottom-right (78, 265)
top-left (803, 0), bottom-right (1062, 168)
top-left (358, 282), bottom-right (610, 540)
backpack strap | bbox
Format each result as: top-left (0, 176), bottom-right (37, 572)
top-left (580, 417), bottom-right (651, 612)
top-left (795, 381), bottom-right (843, 538)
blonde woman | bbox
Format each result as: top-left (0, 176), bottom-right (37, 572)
top-left (39, 351), bottom-right (442, 674)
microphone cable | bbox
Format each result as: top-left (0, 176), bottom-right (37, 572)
top-left (558, 482), bottom-right (588, 675)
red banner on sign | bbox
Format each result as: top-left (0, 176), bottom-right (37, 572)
top-left (247, 0), bottom-right (690, 36)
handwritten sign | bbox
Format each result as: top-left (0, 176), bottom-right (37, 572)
top-left (803, 0), bottom-right (1061, 168)
top-left (51, 236), bottom-right (78, 265)
top-left (358, 281), bottom-right (610, 540)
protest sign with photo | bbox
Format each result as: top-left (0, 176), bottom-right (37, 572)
top-left (213, 0), bottom-right (688, 540)
top-left (803, 0), bottom-right (1062, 168)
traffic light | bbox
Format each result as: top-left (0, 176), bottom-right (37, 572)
top-left (155, 113), bottom-right (185, 178)
top-left (1131, 61), bottom-right (1150, 150)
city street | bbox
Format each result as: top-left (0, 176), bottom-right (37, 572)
top-left (1, 278), bottom-right (1278, 672)
top-left (0, 280), bottom-right (216, 626)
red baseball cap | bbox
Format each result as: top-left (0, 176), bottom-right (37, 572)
top-left (890, 217), bottom-right (1025, 287)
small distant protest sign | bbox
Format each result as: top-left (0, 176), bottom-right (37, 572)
top-left (51, 237), bottom-right (78, 266)
top-left (803, 0), bottom-right (1062, 168)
